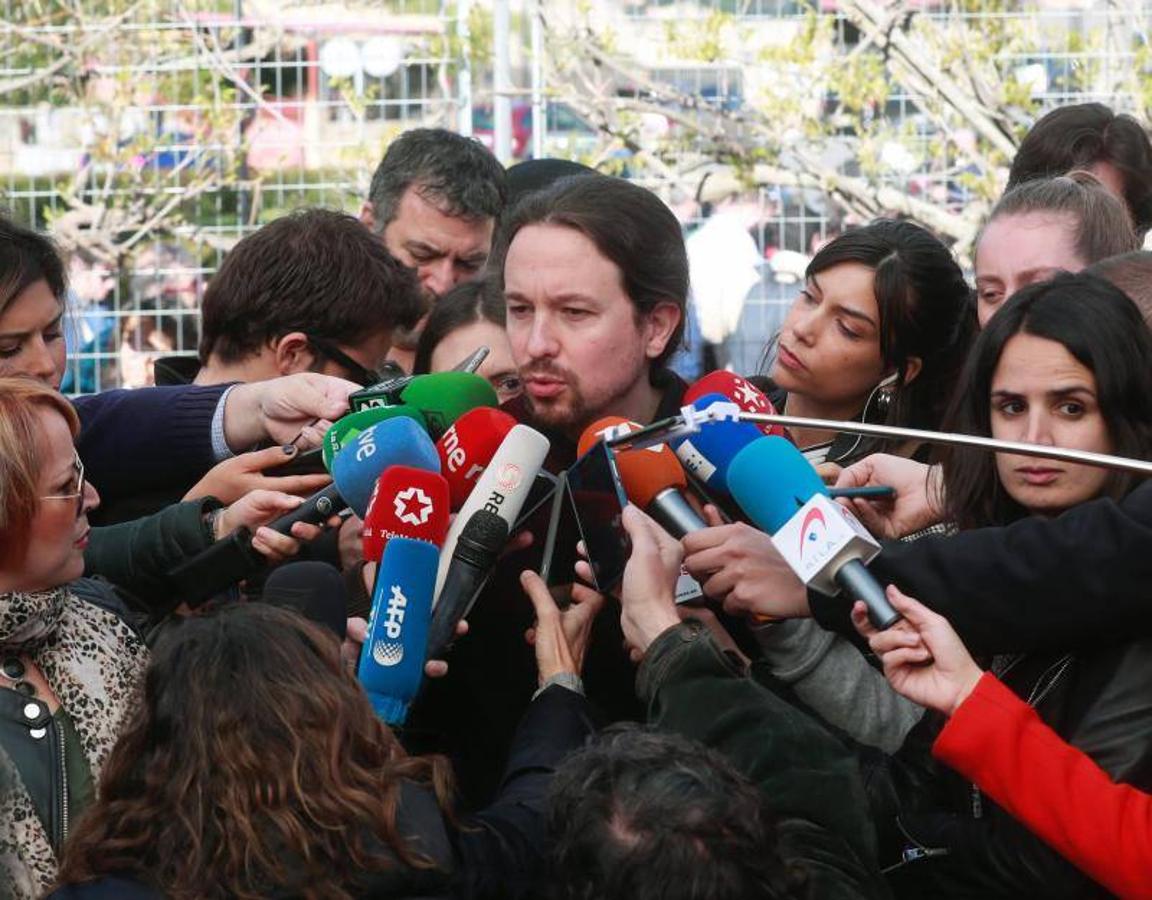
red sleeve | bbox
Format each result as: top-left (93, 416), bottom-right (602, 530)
top-left (933, 672), bottom-right (1152, 899)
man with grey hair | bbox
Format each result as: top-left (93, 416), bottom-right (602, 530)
top-left (360, 128), bottom-right (505, 369)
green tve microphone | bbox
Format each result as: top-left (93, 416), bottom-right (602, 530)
top-left (322, 404), bottom-right (426, 471)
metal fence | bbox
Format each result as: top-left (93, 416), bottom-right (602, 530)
top-left (0, 1), bottom-right (1146, 389)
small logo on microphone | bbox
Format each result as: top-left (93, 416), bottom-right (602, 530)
top-left (383, 584), bottom-right (408, 639)
top-left (393, 487), bottom-right (433, 526)
top-left (734, 377), bottom-right (768, 410)
top-left (496, 462), bottom-right (522, 492)
top-left (799, 507), bottom-right (827, 559)
top-left (373, 640), bottom-right (404, 667)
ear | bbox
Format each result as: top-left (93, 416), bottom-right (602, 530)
top-left (903, 356), bottom-right (923, 386)
top-left (642, 301), bottom-right (683, 361)
top-left (359, 201), bottom-right (376, 231)
top-left (272, 332), bottom-right (317, 376)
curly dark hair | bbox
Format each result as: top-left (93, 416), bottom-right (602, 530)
top-left (547, 724), bottom-right (808, 900)
top-left (55, 604), bottom-right (455, 900)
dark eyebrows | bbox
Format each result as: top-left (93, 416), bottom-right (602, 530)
top-left (992, 385), bottom-right (1096, 400)
top-left (0, 312), bottom-right (63, 341)
top-left (809, 273), bottom-right (877, 327)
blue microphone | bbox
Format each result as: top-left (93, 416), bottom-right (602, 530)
top-left (726, 437), bottom-right (900, 629)
top-left (671, 392), bottom-right (762, 493)
top-left (358, 536), bottom-right (439, 724)
top-left (329, 416), bottom-right (441, 517)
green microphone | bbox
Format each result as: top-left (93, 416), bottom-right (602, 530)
top-left (322, 404), bottom-right (426, 471)
top-left (400, 371), bottom-right (498, 440)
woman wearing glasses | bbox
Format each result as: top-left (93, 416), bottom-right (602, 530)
top-left (0, 378), bottom-right (149, 897)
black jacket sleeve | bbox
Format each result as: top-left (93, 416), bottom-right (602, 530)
top-left (637, 619), bottom-right (892, 900)
top-left (811, 482), bottom-right (1152, 655)
top-left (451, 684), bottom-right (596, 900)
top-left (72, 384), bottom-right (230, 504)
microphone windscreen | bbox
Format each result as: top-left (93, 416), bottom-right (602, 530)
top-left (578, 416), bottom-right (687, 509)
top-left (685, 371), bottom-right (786, 438)
top-left (330, 416), bottom-right (440, 517)
top-left (261, 561), bottom-right (347, 640)
top-left (322, 404), bottom-right (426, 471)
top-left (435, 407), bottom-right (518, 510)
top-left (672, 393), bottom-right (761, 493)
top-left (362, 466), bottom-right (451, 562)
top-left (400, 372), bottom-right (499, 440)
top-left (727, 436), bottom-right (828, 533)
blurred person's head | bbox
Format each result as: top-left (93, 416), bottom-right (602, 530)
top-left (975, 172), bottom-right (1139, 326)
top-left (0, 377), bottom-right (97, 590)
top-left (767, 219), bottom-right (973, 461)
top-left (1086, 250), bottom-right (1152, 327)
top-left (495, 175), bottom-right (686, 436)
top-left (412, 277), bottom-right (521, 403)
top-left (361, 128), bottom-right (505, 302)
top-left (56, 603), bottom-right (455, 898)
top-left (943, 272), bottom-right (1152, 529)
top-left (1009, 103), bottom-right (1152, 236)
top-left (0, 215), bottom-right (68, 389)
top-left (548, 725), bottom-right (806, 900)
top-left (197, 209), bottom-right (425, 386)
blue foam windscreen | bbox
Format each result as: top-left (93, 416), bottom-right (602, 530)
top-left (727, 436), bottom-right (829, 533)
top-left (331, 416), bottom-right (441, 517)
top-left (672, 392), bottom-right (762, 493)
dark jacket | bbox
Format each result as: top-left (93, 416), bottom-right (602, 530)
top-left (47, 684), bottom-right (596, 900)
top-left (855, 636), bottom-right (1152, 898)
top-left (638, 619), bottom-right (892, 899)
top-left (809, 483), bottom-right (1152, 656)
top-left (72, 384), bottom-right (229, 522)
top-left (407, 370), bottom-right (689, 807)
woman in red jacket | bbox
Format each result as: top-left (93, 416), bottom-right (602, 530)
top-left (855, 585), bottom-right (1152, 900)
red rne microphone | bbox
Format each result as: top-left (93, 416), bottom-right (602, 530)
top-left (362, 466), bottom-right (451, 562)
top-left (684, 371), bottom-right (787, 439)
top-left (578, 417), bottom-right (706, 538)
top-left (435, 407), bottom-right (519, 511)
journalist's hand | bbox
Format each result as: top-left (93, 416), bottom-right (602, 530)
top-left (224, 373), bottom-right (356, 450)
top-left (852, 586), bottom-right (983, 716)
top-left (521, 569), bottom-right (605, 685)
top-left (183, 445), bottom-right (332, 505)
top-left (834, 454), bottom-right (944, 539)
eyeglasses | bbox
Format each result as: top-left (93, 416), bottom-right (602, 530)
top-left (306, 335), bottom-right (387, 388)
top-left (41, 450), bottom-right (85, 518)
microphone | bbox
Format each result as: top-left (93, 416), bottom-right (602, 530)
top-left (349, 373), bottom-right (415, 412)
top-left (578, 417), bottom-right (706, 537)
top-left (685, 371), bottom-right (788, 439)
top-left (262, 561), bottom-right (348, 640)
top-left (434, 423), bottom-right (550, 601)
top-left (358, 536), bottom-right (439, 725)
top-left (670, 392), bottom-right (761, 494)
top-left (726, 436), bottom-right (900, 629)
top-left (426, 509), bottom-right (508, 660)
top-left (362, 466), bottom-right (451, 563)
top-left (322, 404), bottom-right (426, 471)
top-left (399, 371), bottom-right (499, 440)
top-left (168, 417), bottom-right (441, 607)
top-left (435, 407), bottom-right (518, 510)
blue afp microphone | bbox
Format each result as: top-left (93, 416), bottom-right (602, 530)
top-left (726, 436), bottom-right (900, 629)
top-left (671, 392), bottom-right (762, 493)
top-left (358, 536), bottom-right (439, 725)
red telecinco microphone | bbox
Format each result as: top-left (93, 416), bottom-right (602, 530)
top-left (578, 416), bottom-right (706, 538)
top-left (362, 466), bottom-right (451, 563)
top-left (435, 407), bottom-right (518, 511)
top-left (684, 371), bottom-right (787, 439)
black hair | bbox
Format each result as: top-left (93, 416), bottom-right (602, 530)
top-left (412, 277), bottom-right (505, 375)
top-left (0, 213), bottom-right (67, 315)
top-left (942, 271), bottom-right (1152, 529)
top-left (493, 175), bottom-right (689, 370)
top-left (198, 208), bottom-right (425, 365)
top-left (548, 725), bottom-right (806, 900)
top-left (366, 128), bottom-right (506, 232)
top-left (1009, 103), bottom-right (1152, 234)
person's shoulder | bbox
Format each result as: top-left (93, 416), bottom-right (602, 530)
top-left (47, 876), bottom-right (164, 900)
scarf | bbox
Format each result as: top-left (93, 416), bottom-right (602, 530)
top-left (0, 583), bottom-right (149, 899)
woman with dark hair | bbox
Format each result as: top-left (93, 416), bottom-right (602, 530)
top-left (764, 218), bottom-right (973, 467)
top-left (51, 580), bottom-right (600, 898)
top-left (845, 272), bottom-right (1152, 897)
top-left (412, 277), bottom-right (522, 403)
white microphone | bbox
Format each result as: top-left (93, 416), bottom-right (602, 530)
top-left (433, 423), bottom-right (550, 604)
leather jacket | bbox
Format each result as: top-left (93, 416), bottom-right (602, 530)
top-left (863, 637), bottom-right (1152, 898)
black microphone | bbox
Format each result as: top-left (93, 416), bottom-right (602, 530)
top-left (262, 561), bottom-right (348, 640)
top-left (426, 509), bottom-right (508, 659)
